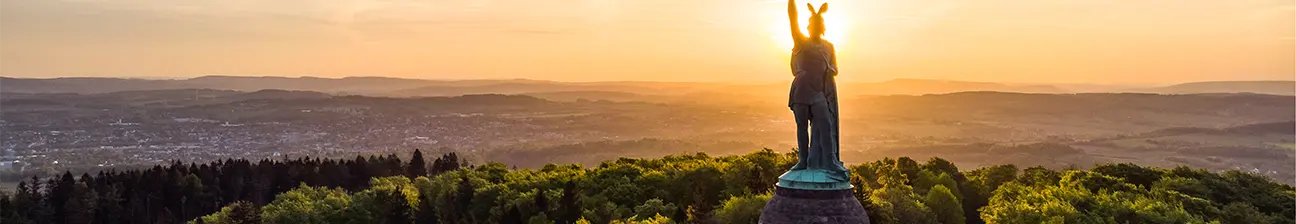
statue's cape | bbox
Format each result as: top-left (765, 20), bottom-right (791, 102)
top-left (789, 40), bottom-right (836, 106)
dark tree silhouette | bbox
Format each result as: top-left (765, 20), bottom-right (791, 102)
top-left (557, 180), bottom-right (581, 224)
top-left (226, 201), bottom-right (261, 224)
top-left (0, 150), bottom-right (444, 224)
top-left (416, 193), bottom-right (439, 224)
top-left (408, 149), bottom-right (429, 178)
top-left (455, 176), bottom-right (476, 223)
top-left (386, 188), bottom-right (414, 224)
top-left (534, 190), bottom-right (550, 216)
top-left (502, 205), bottom-right (524, 224)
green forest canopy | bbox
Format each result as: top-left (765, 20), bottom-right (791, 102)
top-left (3, 149), bottom-right (1293, 224)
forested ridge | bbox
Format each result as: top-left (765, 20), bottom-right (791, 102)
top-left (2, 149), bottom-right (1292, 224)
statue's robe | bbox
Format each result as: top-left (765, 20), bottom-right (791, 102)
top-left (788, 40), bottom-right (835, 107)
top-left (788, 39), bottom-right (849, 180)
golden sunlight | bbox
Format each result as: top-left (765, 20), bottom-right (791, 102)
top-left (768, 0), bottom-right (851, 51)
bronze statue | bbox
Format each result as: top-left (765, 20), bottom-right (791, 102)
top-left (779, 0), bottom-right (851, 190)
top-left (762, 2), bottom-right (870, 222)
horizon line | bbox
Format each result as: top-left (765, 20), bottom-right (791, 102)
top-left (5, 75), bottom-right (1294, 86)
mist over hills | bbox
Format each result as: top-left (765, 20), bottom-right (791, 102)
top-left (3, 76), bottom-right (1294, 191)
top-left (1129, 81), bottom-right (1296, 96)
top-left (849, 78), bottom-right (1069, 94)
top-left (1, 86), bottom-right (1293, 224)
top-left (4, 76), bottom-right (1292, 96)
top-left (3, 88), bottom-right (1293, 182)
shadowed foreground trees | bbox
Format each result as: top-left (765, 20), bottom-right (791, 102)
top-left (2, 149), bottom-right (1293, 224)
top-left (0, 149), bottom-right (463, 224)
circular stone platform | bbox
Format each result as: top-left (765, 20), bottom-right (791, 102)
top-left (759, 186), bottom-right (870, 224)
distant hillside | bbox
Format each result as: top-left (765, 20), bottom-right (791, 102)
top-left (178, 76), bottom-right (433, 94)
top-left (519, 91), bottom-right (654, 102)
top-left (1132, 81), bottom-right (1295, 95)
top-left (0, 89), bottom-right (331, 110)
top-left (847, 78), bottom-right (1069, 95)
top-left (843, 92), bottom-right (1296, 139)
top-left (231, 89), bottom-right (332, 101)
top-left (1143, 121), bottom-right (1296, 136)
top-left (1226, 121), bottom-right (1296, 135)
top-left (852, 92), bottom-right (1294, 123)
top-left (388, 82), bottom-right (666, 97)
top-left (1067, 121), bottom-right (1296, 181)
top-left (0, 77), bottom-right (194, 93)
top-left (6, 76), bottom-right (1293, 97)
top-left (390, 78), bottom-right (1075, 97)
top-left (7, 89), bottom-right (1290, 140)
top-left (0, 76), bottom-right (553, 95)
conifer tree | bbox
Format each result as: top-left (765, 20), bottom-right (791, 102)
top-left (386, 189), bottom-right (414, 224)
top-left (12, 181), bottom-right (43, 224)
top-left (415, 193), bottom-right (439, 224)
top-left (453, 176), bottom-right (476, 223)
top-left (502, 205), bottom-right (524, 224)
top-left (94, 184), bottom-right (124, 224)
top-left (534, 191), bottom-right (550, 216)
top-left (65, 182), bottom-right (97, 224)
top-left (558, 181), bottom-right (581, 224)
top-left (408, 149), bottom-right (429, 178)
top-left (226, 201), bottom-right (261, 224)
top-left (0, 191), bottom-right (26, 224)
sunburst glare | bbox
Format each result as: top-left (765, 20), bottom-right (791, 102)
top-left (768, 0), bottom-right (851, 51)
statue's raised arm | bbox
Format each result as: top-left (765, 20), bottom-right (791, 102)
top-left (788, 0), bottom-right (805, 44)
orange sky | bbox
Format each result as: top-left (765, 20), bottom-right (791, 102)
top-left (1, 0), bottom-right (1292, 84)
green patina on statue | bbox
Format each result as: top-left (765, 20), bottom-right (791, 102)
top-left (779, 0), bottom-right (852, 190)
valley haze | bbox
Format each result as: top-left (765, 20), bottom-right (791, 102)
top-left (3, 76), bottom-right (1293, 96)
top-left (2, 75), bottom-right (1293, 187)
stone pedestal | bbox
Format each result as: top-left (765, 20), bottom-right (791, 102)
top-left (777, 169), bottom-right (852, 190)
top-left (759, 186), bottom-right (870, 224)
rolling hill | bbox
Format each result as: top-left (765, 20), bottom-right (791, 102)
top-left (1130, 81), bottom-right (1295, 95)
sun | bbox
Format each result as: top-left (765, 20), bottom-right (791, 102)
top-left (768, 2), bottom-right (851, 51)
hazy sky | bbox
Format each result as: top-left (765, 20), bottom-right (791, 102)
top-left (1, 0), bottom-right (1292, 83)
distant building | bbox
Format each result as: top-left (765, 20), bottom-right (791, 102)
top-left (110, 119), bottom-right (140, 126)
